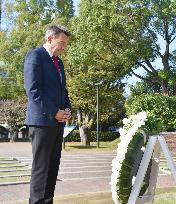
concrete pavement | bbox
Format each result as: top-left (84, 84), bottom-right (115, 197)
top-left (0, 142), bottom-right (175, 203)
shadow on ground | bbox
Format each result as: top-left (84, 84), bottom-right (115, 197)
top-left (67, 145), bottom-right (106, 149)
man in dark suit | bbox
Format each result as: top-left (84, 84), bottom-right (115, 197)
top-left (24, 25), bottom-right (71, 204)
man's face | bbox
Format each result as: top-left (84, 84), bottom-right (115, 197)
top-left (48, 32), bottom-right (69, 56)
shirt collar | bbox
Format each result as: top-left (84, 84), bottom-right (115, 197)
top-left (43, 44), bottom-right (53, 58)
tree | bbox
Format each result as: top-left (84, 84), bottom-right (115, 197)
top-left (67, 78), bottom-right (125, 145)
top-left (0, 0), bottom-right (75, 140)
top-left (0, 0), bottom-right (52, 98)
top-left (0, 98), bottom-right (26, 141)
top-left (0, 0), bottom-right (74, 99)
top-left (67, 0), bottom-right (126, 145)
top-left (46, 0), bottom-right (75, 26)
top-left (129, 71), bottom-right (176, 98)
top-left (70, 0), bottom-right (176, 95)
top-left (56, 0), bottom-right (74, 22)
top-left (129, 75), bottom-right (162, 97)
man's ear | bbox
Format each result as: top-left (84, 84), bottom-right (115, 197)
top-left (48, 36), bottom-right (53, 43)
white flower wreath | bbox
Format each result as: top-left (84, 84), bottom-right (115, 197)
top-left (110, 111), bottom-right (148, 204)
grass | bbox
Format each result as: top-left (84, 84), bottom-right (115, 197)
top-left (0, 157), bottom-right (31, 184)
top-left (154, 188), bottom-right (176, 204)
top-left (64, 139), bottom-right (120, 152)
top-left (13, 189), bottom-right (176, 204)
top-left (54, 192), bottom-right (114, 204)
top-left (54, 190), bottom-right (176, 204)
top-left (0, 176), bottom-right (30, 183)
top-left (0, 170), bottom-right (30, 176)
top-left (0, 166), bottom-right (27, 170)
top-left (0, 163), bottom-right (24, 167)
top-left (154, 193), bottom-right (176, 204)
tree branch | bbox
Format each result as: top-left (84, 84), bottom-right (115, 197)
top-left (144, 60), bottom-right (158, 74)
top-left (130, 69), bottom-right (161, 84)
top-left (162, 19), bottom-right (170, 72)
top-left (171, 35), bottom-right (176, 43)
top-left (155, 43), bottom-right (163, 58)
top-left (130, 69), bottom-right (148, 81)
top-left (137, 61), bottom-right (154, 75)
top-left (146, 27), bottom-right (163, 58)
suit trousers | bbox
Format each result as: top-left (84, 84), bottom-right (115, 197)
top-left (29, 124), bottom-right (64, 204)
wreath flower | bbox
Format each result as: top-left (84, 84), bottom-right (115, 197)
top-left (110, 111), bottom-right (148, 204)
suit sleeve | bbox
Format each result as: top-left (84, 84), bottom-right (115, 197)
top-left (24, 50), bottom-right (58, 119)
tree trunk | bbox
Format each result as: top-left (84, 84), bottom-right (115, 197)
top-left (172, 85), bottom-right (176, 95)
top-left (10, 131), bottom-right (18, 142)
top-left (162, 80), bottom-right (168, 95)
top-left (79, 125), bottom-right (90, 146)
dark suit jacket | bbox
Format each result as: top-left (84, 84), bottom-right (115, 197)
top-left (24, 47), bottom-right (71, 126)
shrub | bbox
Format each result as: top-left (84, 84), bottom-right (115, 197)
top-left (65, 130), bottom-right (120, 142)
top-left (125, 94), bottom-right (176, 133)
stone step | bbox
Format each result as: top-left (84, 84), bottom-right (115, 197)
top-left (0, 173), bottom-right (31, 178)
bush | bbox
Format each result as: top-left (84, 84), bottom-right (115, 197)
top-left (125, 93), bottom-right (176, 133)
top-left (65, 130), bottom-right (120, 142)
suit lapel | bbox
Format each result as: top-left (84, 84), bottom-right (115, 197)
top-left (40, 47), bottom-right (62, 86)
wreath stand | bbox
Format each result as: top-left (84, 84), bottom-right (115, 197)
top-left (127, 133), bottom-right (176, 204)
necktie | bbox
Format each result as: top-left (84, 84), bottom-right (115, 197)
top-left (52, 56), bottom-right (60, 73)
top-left (52, 56), bottom-right (62, 83)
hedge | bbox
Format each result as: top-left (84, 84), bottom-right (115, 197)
top-left (65, 130), bottom-right (120, 142)
top-left (0, 130), bottom-right (120, 142)
top-left (125, 93), bottom-right (176, 133)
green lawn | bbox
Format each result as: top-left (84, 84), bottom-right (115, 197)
top-left (154, 193), bottom-right (176, 204)
top-left (0, 157), bottom-right (30, 184)
top-left (54, 190), bottom-right (176, 204)
top-left (0, 170), bottom-right (30, 176)
top-left (0, 176), bottom-right (30, 183)
top-left (0, 163), bottom-right (24, 167)
top-left (13, 189), bottom-right (176, 204)
top-left (154, 188), bottom-right (176, 204)
top-left (64, 139), bottom-right (120, 152)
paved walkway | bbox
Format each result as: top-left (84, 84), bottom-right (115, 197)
top-left (0, 142), bottom-right (175, 203)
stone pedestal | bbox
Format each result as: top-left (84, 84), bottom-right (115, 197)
top-left (160, 132), bottom-right (176, 155)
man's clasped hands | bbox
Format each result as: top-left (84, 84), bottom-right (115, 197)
top-left (55, 108), bottom-right (71, 123)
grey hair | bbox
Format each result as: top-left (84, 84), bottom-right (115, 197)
top-left (45, 25), bottom-right (71, 41)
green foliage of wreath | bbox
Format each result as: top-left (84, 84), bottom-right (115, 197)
top-left (116, 132), bottom-right (152, 204)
